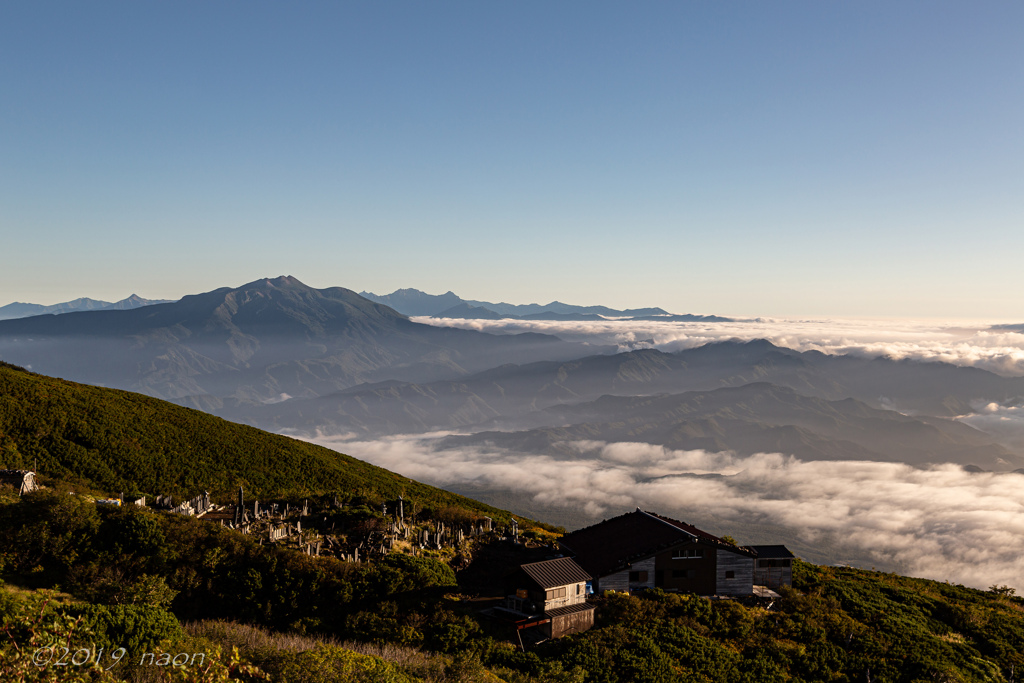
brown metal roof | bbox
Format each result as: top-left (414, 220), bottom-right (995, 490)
top-left (747, 545), bottom-right (795, 559)
top-left (545, 603), bottom-right (595, 619)
top-left (520, 557), bottom-right (591, 589)
top-left (559, 508), bottom-right (753, 577)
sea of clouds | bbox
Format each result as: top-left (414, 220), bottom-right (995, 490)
top-left (304, 316), bottom-right (1024, 591)
top-left (417, 315), bottom-right (1024, 377)
top-left (315, 434), bottom-right (1024, 591)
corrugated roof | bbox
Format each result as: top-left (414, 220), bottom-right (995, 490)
top-left (521, 557), bottom-right (591, 589)
top-left (545, 603), bottom-right (595, 619)
top-left (748, 545), bottom-right (795, 559)
top-left (559, 508), bottom-right (753, 577)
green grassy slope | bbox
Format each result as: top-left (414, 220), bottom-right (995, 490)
top-left (0, 361), bottom-right (510, 518)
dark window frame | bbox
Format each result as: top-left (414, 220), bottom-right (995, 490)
top-left (757, 559), bottom-right (792, 568)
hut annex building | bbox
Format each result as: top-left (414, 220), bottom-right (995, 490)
top-left (558, 508), bottom-right (794, 597)
top-left (499, 556), bottom-right (596, 645)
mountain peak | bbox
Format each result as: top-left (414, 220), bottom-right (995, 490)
top-left (744, 338), bottom-right (780, 350)
top-left (102, 294), bottom-right (176, 311)
top-left (241, 275), bottom-right (307, 291)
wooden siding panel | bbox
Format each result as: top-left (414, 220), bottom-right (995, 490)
top-left (541, 582), bottom-right (588, 610)
top-left (653, 541), bottom-right (717, 595)
top-left (598, 570), bottom-right (630, 593)
top-left (753, 566), bottom-right (792, 589)
top-left (550, 608), bottom-right (595, 638)
top-left (628, 557), bottom-right (656, 591)
top-left (716, 549), bottom-right (753, 596)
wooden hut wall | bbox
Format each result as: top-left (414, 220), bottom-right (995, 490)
top-left (715, 549), bottom-right (754, 596)
top-left (627, 557), bottom-right (656, 591)
top-left (597, 569), bottom-right (630, 593)
top-left (653, 543), bottom-right (717, 595)
top-left (541, 582), bottom-right (587, 611)
top-left (753, 562), bottom-right (792, 589)
top-left (548, 608), bottom-right (595, 639)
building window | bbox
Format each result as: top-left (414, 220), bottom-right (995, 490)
top-left (671, 569), bottom-right (696, 579)
top-left (545, 587), bottom-right (567, 599)
top-left (725, 571), bottom-right (735, 579)
top-left (672, 548), bottom-right (704, 559)
top-left (629, 571), bottom-right (649, 583)
top-left (758, 559), bottom-right (792, 568)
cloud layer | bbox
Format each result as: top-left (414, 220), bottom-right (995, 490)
top-left (417, 316), bottom-right (1024, 377)
top-left (316, 434), bottom-right (1024, 591)
top-left (301, 317), bottom-right (1024, 590)
top-left (958, 401), bottom-right (1024, 451)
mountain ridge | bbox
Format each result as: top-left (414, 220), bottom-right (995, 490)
top-left (441, 381), bottom-right (1020, 469)
top-left (0, 294), bottom-right (173, 320)
top-left (359, 286), bottom-right (726, 320)
top-left (237, 339), bottom-right (1024, 443)
top-left (0, 276), bottom-right (610, 409)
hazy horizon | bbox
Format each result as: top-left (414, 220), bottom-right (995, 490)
top-left (5, 278), bottom-right (1024, 326)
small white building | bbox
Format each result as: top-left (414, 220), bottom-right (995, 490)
top-left (504, 557), bottom-right (596, 640)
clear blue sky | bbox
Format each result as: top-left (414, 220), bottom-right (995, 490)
top-left (2, 1), bottom-right (1022, 317)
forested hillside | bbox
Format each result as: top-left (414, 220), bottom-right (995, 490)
top-left (0, 361), bottom-right (510, 518)
top-left (3, 492), bottom-right (1022, 683)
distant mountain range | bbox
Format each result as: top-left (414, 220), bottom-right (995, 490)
top-left (4, 277), bottom-right (1022, 476)
top-left (359, 287), bottom-right (732, 322)
top-left (238, 340), bottom-right (1024, 442)
top-left (441, 382), bottom-right (1021, 470)
top-left (0, 294), bottom-right (174, 320)
top-left (0, 276), bottom-right (610, 410)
